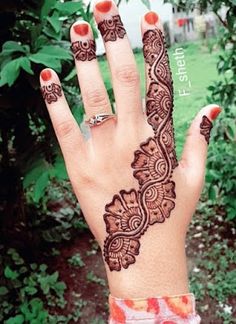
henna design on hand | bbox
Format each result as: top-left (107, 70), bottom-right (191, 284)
top-left (71, 40), bottom-right (96, 61)
top-left (41, 83), bottom-right (62, 104)
top-left (200, 115), bottom-right (213, 144)
top-left (103, 28), bottom-right (177, 271)
top-left (98, 15), bottom-right (126, 42)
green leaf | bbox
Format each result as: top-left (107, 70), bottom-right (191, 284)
top-left (23, 159), bottom-right (49, 189)
top-left (19, 57), bottom-right (34, 75)
top-left (0, 286), bottom-right (9, 295)
top-left (39, 264), bottom-right (48, 272)
top-left (4, 266), bottom-right (19, 280)
top-left (0, 57), bottom-right (34, 87)
top-left (41, 0), bottom-right (57, 19)
top-left (227, 208), bottom-right (236, 221)
top-left (0, 59), bottom-right (21, 87)
top-left (33, 172), bottom-right (50, 203)
top-left (71, 104), bottom-right (84, 125)
top-left (54, 1), bottom-right (83, 15)
top-left (30, 298), bottom-right (44, 309)
top-left (47, 12), bottom-right (61, 33)
top-left (24, 286), bottom-right (37, 295)
top-left (54, 281), bottom-right (66, 292)
top-left (53, 156), bottom-right (68, 180)
top-left (209, 185), bottom-right (216, 200)
top-left (29, 45), bottom-right (71, 71)
top-left (141, 0), bottom-right (151, 9)
top-left (39, 272), bottom-right (60, 294)
top-left (5, 314), bottom-right (24, 324)
top-left (30, 263), bottom-right (37, 271)
top-left (43, 25), bottom-right (62, 41)
top-left (50, 271), bottom-right (59, 283)
top-left (34, 35), bottom-right (48, 49)
top-left (227, 121), bottom-right (236, 140)
top-left (38, 45), bottom-right (71, 60)
top-left (1, 41), bottom-right (26, 56)
top-left (29, 53), bottom-right (61, 71)
top-left (64, 68), bottom-right (76, 81)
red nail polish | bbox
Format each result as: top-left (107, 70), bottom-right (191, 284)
top-left (145, 12), bottom-right (159, 25)
top-left (73, 23), bottom-right (89, 36)
top-left (210, 107), bottom-right (222, 120)
top-left (95, 1), bottom-right (112, 13)
top-left (41, 69), bottom-right (52, 81)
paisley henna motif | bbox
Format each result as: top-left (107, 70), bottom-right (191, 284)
top-left (98, 15), bottom-right (126, 42)
top-left (103, 28), bottom-right (177, 271)
top-left (41, 83), bottom-right (62, 104)
top-left (200, 115), bottom-right (213, 144)
top-left (71, 40), bottom-right (96, 61)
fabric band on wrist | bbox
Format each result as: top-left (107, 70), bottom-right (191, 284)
top-left (109, 293), bottom-right (201, 323)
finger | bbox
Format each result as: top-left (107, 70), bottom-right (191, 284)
top-left (93, 0), bottom-right (143, 122)
top-left (142, 12), bottom-right (173, 129)
top-left (40, 69), bottom-right (85, 169)
top-left (181, 104), bottom-right (222, 172)
top-left (141, 12), bottom-right (178, 170)
top-left (70, 21), bottom-right (112, 122)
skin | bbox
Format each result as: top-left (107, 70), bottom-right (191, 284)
top-left (40, 0), bottom-right (221, 299)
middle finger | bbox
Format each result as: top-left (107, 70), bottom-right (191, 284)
top-left (93, 0), bottom-right (143, 122)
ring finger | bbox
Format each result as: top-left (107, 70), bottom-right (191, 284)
top-left (70, 21), bottom-right (112, 124)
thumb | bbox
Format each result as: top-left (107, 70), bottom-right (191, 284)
top-left (180, 104), bottom-right (222, 172)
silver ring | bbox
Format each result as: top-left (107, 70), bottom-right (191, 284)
top-left (85, 113), bottom-right (116, 127)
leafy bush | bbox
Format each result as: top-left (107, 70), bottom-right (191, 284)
top-left (0, 0), bottom-right (91, 248)
top-left (0, 248), bottom-right (66, 323)
top-left (206, 4), bottom-right (236, 222)
top-left (0, 1), bottom-right (94, 321)
top-left (68, 253), bottom-right (85, 268)
top-left (206, 107), bottom-right (236, 221)
top-left (165, 0), bottom-right (236, 222)
top-left (166, 1), bottom-right (236, 322)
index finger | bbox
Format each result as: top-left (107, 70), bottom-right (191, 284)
top-left (40, 69), bottom-right (85, 170)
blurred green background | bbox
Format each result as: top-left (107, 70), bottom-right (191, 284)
top-left (0, 0), bottom-right (235, 323)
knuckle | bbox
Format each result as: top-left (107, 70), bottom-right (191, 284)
top-left (115, 64), bottom-right (140, 86)
top-left (84, 89), bottom-right (109, 111)
top-left (55, 120), bottom-right (75, 138)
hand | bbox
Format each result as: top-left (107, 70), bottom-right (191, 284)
top-left (40, 0), bottom-right (221, 298)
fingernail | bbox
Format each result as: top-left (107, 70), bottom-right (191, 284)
top-left (40, 69), bottom-right (52, 81)
top-left (210, 106), bottom-right (222, 120)
top-left (73, 23), bottom-right (89, 36)
top-left (145, 12), bottom-right (159, 25)
top-left (95, 0), bottom-right (112, 13)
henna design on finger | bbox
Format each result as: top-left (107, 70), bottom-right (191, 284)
top-left (98, 15), bottom-right (126, 42)
top-left (200, 115), bottom-right (213, 144)
top-left (41, 83), bottom-right (62, 104)
top-left (103, 28), bottom-right (177, 271)
top-left (71, 40), bottom-right (96, 61)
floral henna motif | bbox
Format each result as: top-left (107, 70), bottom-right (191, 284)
top-left (103, 28), bottom-right (177, 271)
top-left (104, 190), bottom-right (143, 234)
top-left (98, 15), bottom-right (126, 42)
top-left (200, 115), bottom-right (213, 144)
top-left (104, 236), bottom-right (140, 271)
top-left (41, 83), bottom-right (62, 104)
top-left (71, 40), bottom-right (96, 61)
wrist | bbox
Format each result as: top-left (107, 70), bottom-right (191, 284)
top-left (105, 227), bottom-right (189, 298)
